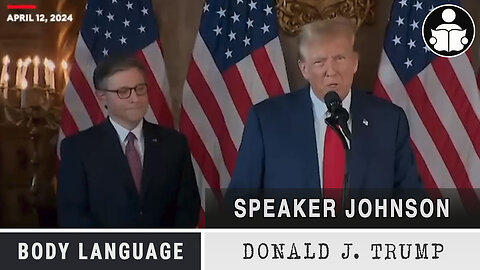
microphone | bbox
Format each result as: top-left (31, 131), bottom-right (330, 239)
top-left (324, 91), bottom-right (351, 144)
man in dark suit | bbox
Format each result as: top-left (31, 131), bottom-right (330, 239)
top-left (58, 56), bottom-right (200, 227)
top-left (228, 17), bottom-right (422, 192)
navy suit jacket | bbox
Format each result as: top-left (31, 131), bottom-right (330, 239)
top-left (58, 119), bottom-right (200, 227)
top-left (228, 88), bottom-right (422, 190)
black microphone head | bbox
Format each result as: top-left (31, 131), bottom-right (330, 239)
top-left (324, 91), bottom-right (341, 113)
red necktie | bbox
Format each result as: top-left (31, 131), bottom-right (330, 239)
top-left (126, 132), bottom-right (142, 192)
top-left (323, 125), bottom-right (346, 205)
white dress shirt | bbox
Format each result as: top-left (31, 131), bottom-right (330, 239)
top-left (310, 87), bottom-right (352, 189)
top-left (109, 117), bottom-right (145, 165)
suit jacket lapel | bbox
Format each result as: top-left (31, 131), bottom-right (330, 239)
top-left (140, 121), bottom-right (166, 198)
top-left (349, 91), bottom-right (370, 188)
top-left (98, 120), bottom-right (141, 204)
top-left (296, 87), bottom-right (321, 189)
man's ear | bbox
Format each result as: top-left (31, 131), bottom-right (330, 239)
top-left (353, 51), bottom-right (359, 74)
top-left (298, 59), bottom-right (308, 80)
top-left (95, 90), bottom-right (106, 105)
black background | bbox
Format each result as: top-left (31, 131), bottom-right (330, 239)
top-left (0, 233), bottom-right (200, 270)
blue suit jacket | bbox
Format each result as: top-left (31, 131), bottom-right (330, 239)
top-left (58, 120), bottom-right (200, 227)
top-left (228, 88), bottom-right (423, 190)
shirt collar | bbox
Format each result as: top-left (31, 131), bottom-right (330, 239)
top-left (310, 86), bottom-right (352, 118)
top-left (109, 117), bottom-right (144, 143)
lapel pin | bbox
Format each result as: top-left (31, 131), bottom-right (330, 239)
top-left (152, 138), bottom-right (158, 142)
top-left (362, 118), bottom-right (369, 126)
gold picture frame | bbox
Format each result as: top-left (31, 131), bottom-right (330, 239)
top-left (276, 0), bottom-right (376, 34)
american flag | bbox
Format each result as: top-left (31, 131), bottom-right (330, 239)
top-left (59, 0), bottom-right (173, 149)
top-left (374, 0), bottom-right (480, 206)
top-left (180, 0), bottom-right (289, 222)
top-left (477, 67), bottom-right (480, 89)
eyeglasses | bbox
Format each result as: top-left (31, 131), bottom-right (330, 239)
top-left (100, 83), bottom-right (148, 99)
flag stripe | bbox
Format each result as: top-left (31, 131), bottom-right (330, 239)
top-left (432, 58), bottom-right (480, 157)
top-left (236, 55), bottom-right (269, 104)
top-left (143, 41), bottom-right (173, 110)
top-left (448, 54), bottom-right (480, 117)
top-left (60, 106), bottom-right (79, 137)
top-left (477, 68), bottom-right (480, 92)
top-left (75, 36), bottom-right (98, 92)
top-left (185, 114), bottom-right (225, 202)
top-left (62, 82), bottom-right (94, 132)
top-left (419, 64), bottom-right (480, 188)
top-left (186, 59), bottom-right (238, 175)
top-left (191, 36), bottom-right (244, 147)
top-left (466, 49), bottom-right (474, 66)
top-left (374, 78), bottom-right (437, 190)
top-left (181, 110), bottom-right (221, 191)
top-left (410, 142), bottom-right (439, 191)
top-left (222, 66), bottom-right (253, 124)
top-left (410, 140), bottom-right (466, 211)
top-left (182, 83), bottom-right (231, 188)
top-left (405, 77), bottom-right (472, 189)
top-left (377, 72), bottom-right (466, 205)
top-left (377, 51), bottom-right (458, 191)
top-left (264, 38), bottom-right (289, 92)
top-left (252, 46), bottom-right (285, 97)
top-left (197, 207), bottom-right (205, 228)
top-left (144, 106), bottom-right (157, 124)
top-left (191, 155), bottom-right (209, 210)
top-left (71, 35), bottom-right (106, 127)
top-left (57, 131), bottom-right (65, 158)
top-left (69, 60), bottom-right (105, 125)
top-left (135, 50), bottom-right (173, 127)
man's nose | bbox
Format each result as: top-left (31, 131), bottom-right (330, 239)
top-left (129, 90), bottom-right (139, 102)
top-left (325, 59), bottom-right (337, 77)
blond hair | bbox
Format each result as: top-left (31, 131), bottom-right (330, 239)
top-left (298, 16), bottom-right (357, 60)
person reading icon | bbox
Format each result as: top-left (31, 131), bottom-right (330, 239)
top-left (429, 8), bottom-right (468, 52)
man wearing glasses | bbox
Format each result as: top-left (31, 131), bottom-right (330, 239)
top-left (58, 55), bottom-right (200, 227)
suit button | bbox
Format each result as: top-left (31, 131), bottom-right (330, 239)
top-left (139, 211), bottom-right (143, 216)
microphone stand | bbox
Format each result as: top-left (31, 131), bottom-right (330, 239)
top-left (325, 117), bottom-right (351, 210)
